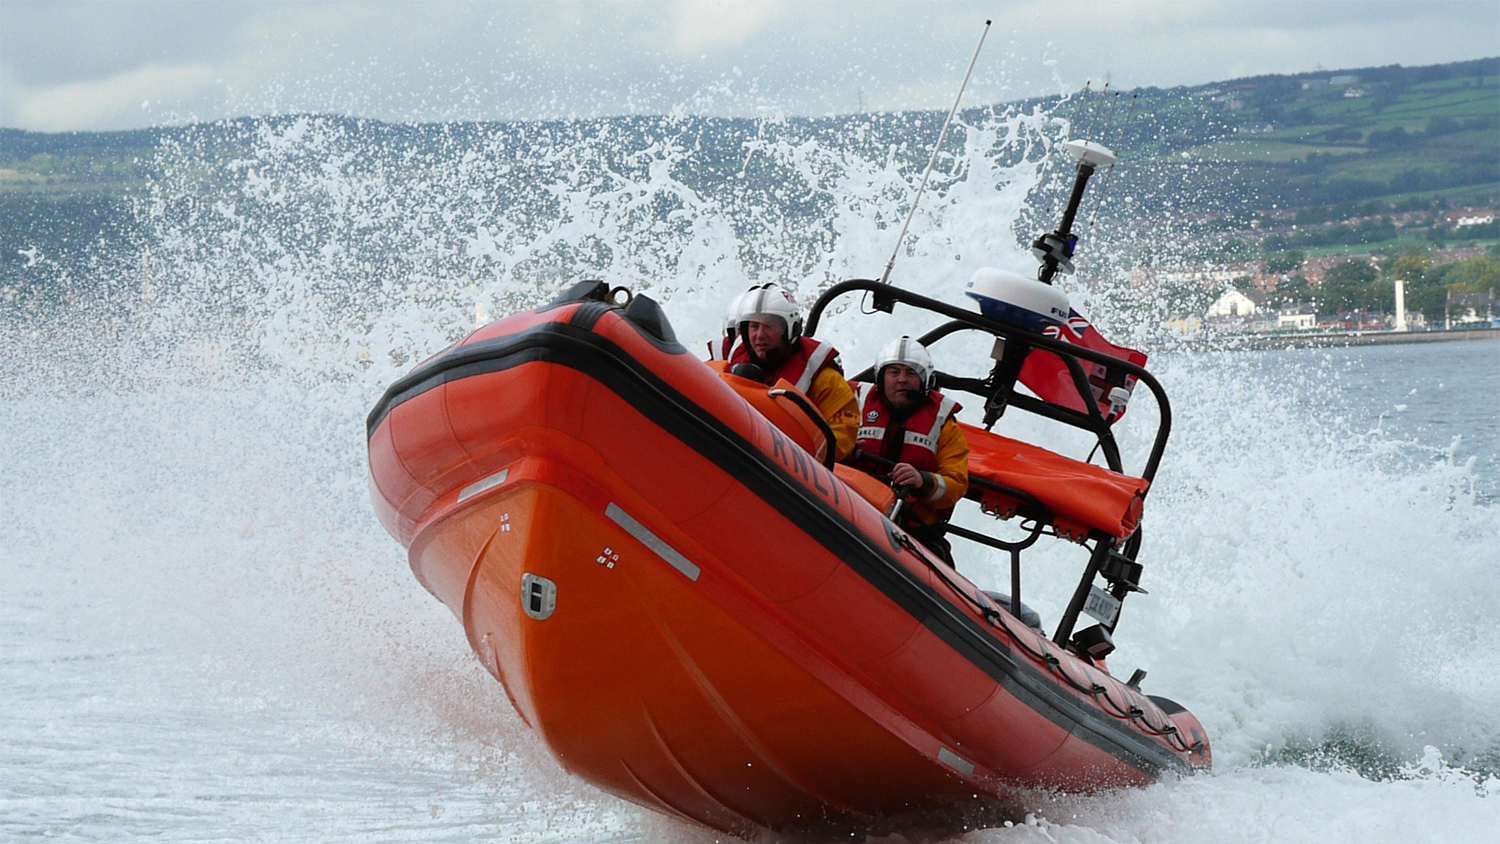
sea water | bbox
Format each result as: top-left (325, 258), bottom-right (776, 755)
top-left (2, 112), bottom-right (1497, 843)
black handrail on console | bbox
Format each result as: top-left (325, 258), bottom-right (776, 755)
top-left (806, 278), bottom-right (1172, 649)
top-left (805, 279), bottom-right (1171, 486)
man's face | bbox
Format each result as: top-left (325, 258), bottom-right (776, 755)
top-left (882, 363), bottom-right (924, 410)
top-left (746, 318), bottom-right (788, 359)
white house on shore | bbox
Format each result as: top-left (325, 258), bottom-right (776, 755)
top-left (1205, 288), bottom-right (1268, 318)
top-left (1206, 289), bottom-right (1320, 332)
top-left (1277, 309), bottom-right (1317, 330)
top-left (1448, 291), bottom-right (1499, 327)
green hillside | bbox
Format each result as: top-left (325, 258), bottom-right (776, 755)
top-left (3, 57), bottom-right (1495, 210)
top-left (1, 57), bottom-right (1496, 316)
top-left (1159, 59), bottom-right (1500, 208)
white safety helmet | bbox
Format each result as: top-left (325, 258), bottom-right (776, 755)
top-left (875, 335), bottom-right (936, 394)
top-left (723, 290), bottom-right (746, 334)
top-left (736, 284), bottom-right (803, 342)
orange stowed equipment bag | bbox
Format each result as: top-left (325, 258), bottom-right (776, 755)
top-left (832, 464), bottom-right (897, 515)
top-left (707, 360), bottom-right (896, 515)
top-left (960, 422), bottom-right (1148, 543)
top-left (708, 360), bottom-right (829, 461)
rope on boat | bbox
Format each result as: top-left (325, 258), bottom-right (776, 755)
top-left (900, 534), bottom-right (1201, 754)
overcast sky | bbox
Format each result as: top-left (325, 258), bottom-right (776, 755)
top-left (2, 0), bottom-right (1497, 133)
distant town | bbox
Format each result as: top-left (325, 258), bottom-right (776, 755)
top-left (1144, 224), bottom-right (1498, 342)
top-left (1109, 60), bottom-right (1500, 344)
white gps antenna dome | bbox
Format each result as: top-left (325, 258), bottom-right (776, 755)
top-left (964, 267), bottom-right (1071, 334)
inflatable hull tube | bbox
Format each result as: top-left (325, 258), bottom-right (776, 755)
top-left (366, 299), bottom-right (1210, 835)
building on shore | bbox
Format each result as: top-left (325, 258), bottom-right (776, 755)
top-left (1277, 307), bottom-right (1317, 331)
top-left (1201, 288), bottom-right (1333, 335)
top-left (1447, 291), bottom-right (1499, 328)
top-left (1205, 288), bottom-right (1268, 319)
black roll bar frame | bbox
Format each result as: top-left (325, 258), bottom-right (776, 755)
top-left (806, 279), bottom-right (1171, 481)
top-left (804, 278), bottom-right (1173, 648)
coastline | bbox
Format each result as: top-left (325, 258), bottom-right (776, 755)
top-left (1242, 325), bottom-right (1500, 347)
top-left (1231, 326), bottom-right (1499, 350)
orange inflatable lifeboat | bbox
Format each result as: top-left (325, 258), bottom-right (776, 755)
top-left (366, 277), bottom-right (1211, 837)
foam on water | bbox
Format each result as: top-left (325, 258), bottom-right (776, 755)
top-left (3, 108), bottom-right (1497, 842)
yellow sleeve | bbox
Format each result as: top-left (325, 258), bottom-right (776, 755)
top-left (920, 418), bottom-right (970, 511)
top-left (806, 366), bottom-right (859, 462)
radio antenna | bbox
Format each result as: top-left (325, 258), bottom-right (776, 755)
top-left (879, 19), bottom-right (991, 285)
top-left (1069, 81), bottom-right (1092, 136)
top-left (1087, 92), bottom-right (1138, 229)
top-left (1100, 91), bottom-right (1122, 141)
top-left (1085, 82), bottom-right (1111, 141)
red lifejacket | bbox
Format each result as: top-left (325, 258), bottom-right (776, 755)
top-left (853, 382), bottom-right (961, 474)
top-left (728, 336), bottom-right (840, 393)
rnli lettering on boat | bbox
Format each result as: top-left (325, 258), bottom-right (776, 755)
top-left (763, 422), bottom-right (839, 506)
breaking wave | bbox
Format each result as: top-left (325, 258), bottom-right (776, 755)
top-left (3, 106), bottom-right (1495, 842)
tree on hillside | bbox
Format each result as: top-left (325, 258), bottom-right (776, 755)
top-left (1160, 277), bottom-right (1216, 317)
top-left (1366, 127), bottom-right (1414, 148)
top-left (1323, 126), bottom-right (1361, 144)
top-left (1266, 250), bottom-right (1305, 274)
top-left (1384, 254), bottom-right (1430, 283)
top-left (1438, 257), bottom-right (1500, 295)
top-left (1273, 274), bottom-right (1312, 307)
top-left (1425, 116), bottom-right (1462, 137)
top-left (1318, 259), bottom-right (1384, 313)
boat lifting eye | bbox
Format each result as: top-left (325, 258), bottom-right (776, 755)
top-left (521, 574), bottom-right (557, 620)
top-left (607, 286), bottom-right (634, 306)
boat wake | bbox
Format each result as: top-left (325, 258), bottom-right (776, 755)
top-left (3, 107), bottom-right (1496, 841)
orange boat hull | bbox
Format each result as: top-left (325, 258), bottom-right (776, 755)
top-left (367, 292), bottom-right (1209, 834)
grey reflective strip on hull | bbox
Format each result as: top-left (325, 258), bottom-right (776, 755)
top-left (605, 503), bottom-right (702, 582)
top-left (921, 396), bottom-right (958, 503)
top-left (458, 469), bottom-right (510, 503)
top-left (937, 747), bottom-right (975, 776)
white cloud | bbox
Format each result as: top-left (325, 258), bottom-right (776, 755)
top-left (12, 62), bottom-right (221, 132)
top-left (661, 0), bottom-right (793, 56)
top-left (0, 1), bottom-right (1495, 131)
